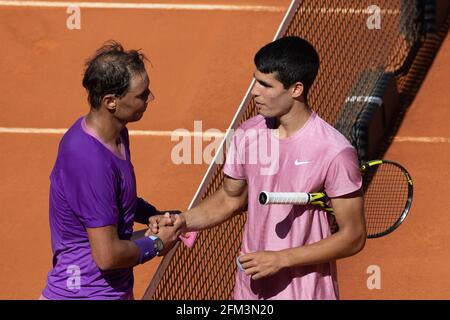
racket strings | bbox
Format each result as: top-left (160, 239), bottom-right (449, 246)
top-left (363, 162), bottom-right (409, 236)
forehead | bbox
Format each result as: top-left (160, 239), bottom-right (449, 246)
top-left (129, 71), bottom-right (149, 92)
top-left (254, 69), bottom-right (282, 85)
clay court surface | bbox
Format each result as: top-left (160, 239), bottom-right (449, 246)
top-left (0, 0), bottom-right (448, 299)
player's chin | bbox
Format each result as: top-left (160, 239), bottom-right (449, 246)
top-left (129, 111), bottom-right (145, 122)
top-left (257, 106), bottom-right (270, 117)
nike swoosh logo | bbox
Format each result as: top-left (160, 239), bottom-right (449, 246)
top-left (294, 160), bottom-right (310, 165)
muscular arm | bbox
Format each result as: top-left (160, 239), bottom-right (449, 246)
top-left (182, 175), bottom-right (248, 232)
top-left (240, 189), bottom-right (366, 279)
top-left (281, 189), bottom-right (366, 267)
top-left (89, 219), bottom-right (182, 271)
top-left (87, 225), bottom-right (140, 271)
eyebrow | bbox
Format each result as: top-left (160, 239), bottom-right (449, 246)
top-left (253, 73), bottom-right (273, 88)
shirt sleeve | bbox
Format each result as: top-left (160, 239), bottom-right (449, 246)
top-left (324, 147), bottom-right (362, 198)
top-left (134, 197), bottom-right (158, 224)
top-left (60, 153), bottom-right (119, 228)
top-left (223, 129), bottom-right (246, 180)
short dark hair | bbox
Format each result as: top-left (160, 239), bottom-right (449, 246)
top-left (82, 40), bottom-right (148, 109)
top-left (254, 36), bottom-right (320, 101)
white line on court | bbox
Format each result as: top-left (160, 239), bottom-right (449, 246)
top-left (394, 136), bottom-right (450, 143)
top-left (1, 128), bottom-right (447, 143)
top-left (0, 127), bottom-right (226, 138)
top-left (0, 1), bottom-right (285, 12)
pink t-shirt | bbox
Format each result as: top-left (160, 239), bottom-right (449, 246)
top-left (223, 112), bottom-right (362, 300)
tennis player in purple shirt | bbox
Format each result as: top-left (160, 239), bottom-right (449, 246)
top-left (41, 41), bottom-right (182, 300)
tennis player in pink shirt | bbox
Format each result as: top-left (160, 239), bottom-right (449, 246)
top-left (151, 36), bottom-right (366, 300)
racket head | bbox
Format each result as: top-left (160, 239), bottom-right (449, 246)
top-left (361, 160), bottom-right (413, 238)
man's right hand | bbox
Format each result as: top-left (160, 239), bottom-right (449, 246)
top-left (145, 213), bottom-right (186, 255)
top-left (148, 212), bottom-right (175, 234)
top-left (146, 212), bottom-right (187, 236)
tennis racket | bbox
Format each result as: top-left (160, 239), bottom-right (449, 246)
top-left (259, 159), bottom-right (413, 238)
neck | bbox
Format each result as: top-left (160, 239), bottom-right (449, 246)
top-left (85, 109), bottom-right (124, 146)
top-left (276, 101), bottom-right (312, 138)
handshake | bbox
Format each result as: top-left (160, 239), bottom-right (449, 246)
top-left (144, 211), bottom-right (196, 256)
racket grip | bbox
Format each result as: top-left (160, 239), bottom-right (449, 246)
top-left (259, 191), bottom-right (310, 205)
top-left (180, 231), bottom-right (197, 248)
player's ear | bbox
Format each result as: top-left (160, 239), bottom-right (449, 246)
top-left (102, 94), bottom-right (118, 112)
top-left (291, 82), bottom-right (304, 99)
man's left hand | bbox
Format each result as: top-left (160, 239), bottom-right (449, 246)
top-left (238, 251), bottom-right (287, 280)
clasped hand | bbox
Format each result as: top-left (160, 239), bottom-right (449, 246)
top-left (144, 212), bottom-right (186, 255)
